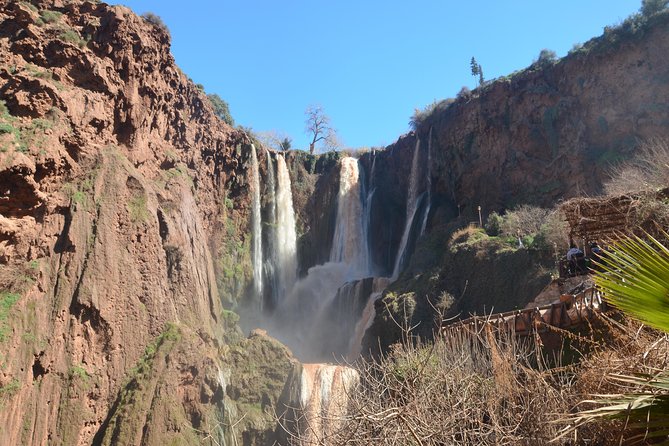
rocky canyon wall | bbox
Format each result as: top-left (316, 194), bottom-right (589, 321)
top-left (0, 1), bottom-right (291, 444)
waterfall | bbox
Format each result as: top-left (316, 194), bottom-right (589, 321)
top-left (298, 364), bottom-right (359, 442)
top-left (275, 154), bottom-right (298, 300)
top-left (263, 153), bottom-right (278, 308)
top-left (330, 157), bottom-right (369, 273)
top-left (391, 138), bottom-right (422, 279)
top-left (420, 127), bottom-right (433, 236)
top-left (268, 156), bottom-right (377, 361)
top-left (250, 144), bottom-right (263, 309)
top-left (347, 276), bottom-right (390, 359)
top-left (363, 188), bottom-right (375, 274)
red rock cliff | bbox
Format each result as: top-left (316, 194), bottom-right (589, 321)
top-left (0, 1), bottom-right (291, 445)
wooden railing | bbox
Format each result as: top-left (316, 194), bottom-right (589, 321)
top-left (442, 288), bottom-right (605, 337)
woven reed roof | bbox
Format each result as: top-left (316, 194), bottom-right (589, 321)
top-left (560, 188), bottom-right (669, 242)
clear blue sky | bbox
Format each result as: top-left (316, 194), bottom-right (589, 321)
top-left (119, 1), bottom-right (640, 150)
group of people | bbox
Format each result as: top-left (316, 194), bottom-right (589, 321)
top-left (564, 242), bottom-right (604, 277)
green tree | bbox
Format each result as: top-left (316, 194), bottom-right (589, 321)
top-left (207, 94), bottom-right (234, 126)
top-left (470, 57), bottom-right (484, 87)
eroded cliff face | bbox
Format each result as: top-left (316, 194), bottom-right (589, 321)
top-left (359, 13), bottom-right (669, 355)
top-left (0, 1), bottom-right (291, 444)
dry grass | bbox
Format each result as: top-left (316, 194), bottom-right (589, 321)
top-left (284, 313), bottom-right (669, 445)
top-left (287, 326), bottom-right (573, 445)
top-left (605, 139), bottom-right (669, 196)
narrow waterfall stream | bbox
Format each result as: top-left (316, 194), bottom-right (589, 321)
top-left (391, 137), bottom-right (423, 279)
top-left (420, 127), bottom-right (433, 236)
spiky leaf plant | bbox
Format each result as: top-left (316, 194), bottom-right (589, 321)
top-left (556, 234), bottom-right (669, 444)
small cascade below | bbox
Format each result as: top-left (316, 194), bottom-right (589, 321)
top-left (279, 364), bottom-right (359, 443)
top-left (250, 144), bottom-right (263, 310)
top-left (347, 277), bottom-right (390, 360)
top-left (391, 138), bottom-right (423, 279)
top-left (275, 154), bottom-right (298, 300)
top-left (330, 157), bottom-right (369, 272)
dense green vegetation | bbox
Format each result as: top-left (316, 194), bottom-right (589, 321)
top-left (207, 93), bottom-right (235, 126)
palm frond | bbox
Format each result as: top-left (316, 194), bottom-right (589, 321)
top-left (593, 233), bottom-right (669, 333)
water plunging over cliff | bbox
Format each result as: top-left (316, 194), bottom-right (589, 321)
top-left (392, 138), bottom-right (423, 279)
top-left (263, 154), bottom-right (279, 309)
top-left (330, 157), bottom-right (370, 273)
top-left (268, 156), bottom-right (374, 360)
top-left (250, 144), bottom-right (263, 310)
top-left (275, 154), bottom-right (298, 300)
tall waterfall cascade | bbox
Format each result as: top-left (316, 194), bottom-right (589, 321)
top-left (274, 154), bottom-right (298, 300)
top-left (264, 154), bottom-right (278, 308)
top-left (250, 146), bottom-right (430, 360)
top-left (268, 156), bottom-right (376, 360)
top-left (250, 144), bottom-right (263, 309)
top-left (330, 157), bottom-right (370, 274)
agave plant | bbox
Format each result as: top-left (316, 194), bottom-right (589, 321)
top-left (555, 234), bottom-right (669, 443)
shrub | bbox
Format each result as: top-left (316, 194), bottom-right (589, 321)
top-left (0, 378), bottom-right (19, 400)
top-left (484, 211), bottom-right (503, 236)
top-left (489, 206), bottom-right (568, 252)
top-left (568, 42), bottom-right (584, 55)
top-left (533, 210), bottom-right (569, 251)
top-left (409, 98), bottom-right (455, 131)
top-left (207, 93), bottom-right (234, 126)
top-left (128, 195), bottom-right (149, 223)
top-left (141, 12), bottom-right (170, 36)
top-left (59, 30), bottom-right (87, 48)
top-left (535, 48), bottom-right (557, 68)
top-left (456, 86), bottom-right (472, 101)
top-left (500, 205), bottom-right (551, 238)
top-left (40, 10), bottom-right (62, 24)
top-left (0, 123), bottom-right (15, 134)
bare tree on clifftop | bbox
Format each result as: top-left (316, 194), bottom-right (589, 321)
top-left (305, 105), bottom-right (339, 154)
